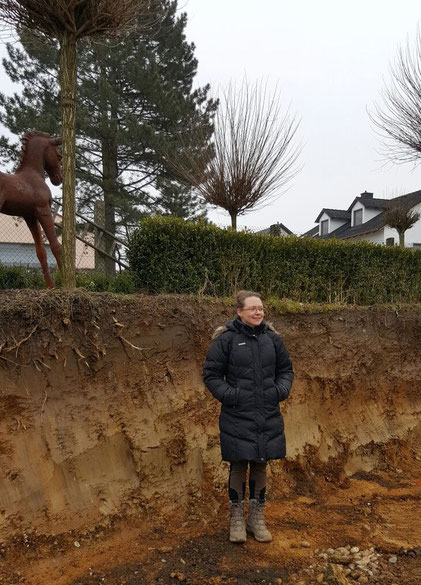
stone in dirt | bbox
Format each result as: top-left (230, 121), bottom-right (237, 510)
top-left (325, 563), bottom-right (351, 585)
top-left (170, 572), bottom-right (186, 582)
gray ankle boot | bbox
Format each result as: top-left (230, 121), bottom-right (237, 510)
top-left (247, 499), bottom-right (272, 542)
top-left (229, 500), bottom-right (246, 543)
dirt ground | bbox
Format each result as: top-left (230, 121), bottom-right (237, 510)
top-left (0, 292), bottom-right (420, 585)
top-left (1, 469), bottom-right (421, 585)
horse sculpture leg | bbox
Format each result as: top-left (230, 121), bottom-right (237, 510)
top-left (36, 208), bottom-right (62, 273)
top-left (24, 216), bottom-right (55, 289)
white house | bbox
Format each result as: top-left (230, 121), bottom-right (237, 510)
top-left (0, 213), bottom-right (95, 269)
top-left (304, 190), bottom-right (421, 248)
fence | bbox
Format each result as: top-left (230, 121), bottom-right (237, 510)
top-left (0, 201), bottom-right (129, 274)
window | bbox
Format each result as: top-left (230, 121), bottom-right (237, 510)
top-left (353, 208), bottom-right (362, 226)
top-left (321, 219), bottom-right (329, 235)
top-left (413, 243), bottom-right (421, 250)
top-left (386, 237), bottom-right (395, 246)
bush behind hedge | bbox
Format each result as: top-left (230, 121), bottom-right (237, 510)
top-left (128, 216), bottom-right (421, 304)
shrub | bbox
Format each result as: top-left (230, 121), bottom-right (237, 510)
top-left (0, 265), bottom-right (44, 290)
top-left (128, 216), bottom-right (421, 304)
top-left (55, 271), bottom-right (135, 293)
top-left (0, 266), bottom-right (135, 294)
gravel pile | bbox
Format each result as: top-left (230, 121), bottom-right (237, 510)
top-left (296, 544), bottom-right (404, 584)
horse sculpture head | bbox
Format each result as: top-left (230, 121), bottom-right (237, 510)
top-left (44, 136), bottom-right (63, 186)
top-left (16, 131), bottom-right (63, 186)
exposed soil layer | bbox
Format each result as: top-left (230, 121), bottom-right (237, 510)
top-left (0, 291), bottom-right (420, 584)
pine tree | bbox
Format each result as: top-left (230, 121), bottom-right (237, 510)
top-left (155, 176), bottom-right (206, 220)
top-left (0, 0), bottom-right (216, 271)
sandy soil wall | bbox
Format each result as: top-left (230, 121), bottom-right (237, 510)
top-left (0, 293), bottom-right (420, 541)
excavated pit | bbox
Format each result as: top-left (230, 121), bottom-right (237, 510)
top-left (0, 291), bottom-right (420, 585)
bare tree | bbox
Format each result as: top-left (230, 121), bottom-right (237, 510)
top-left (0, 0), bottom-right (153, 289)
top-left (383, 201), bottom-right (420, 248)
top-left (370, 30), bottom-right (421, 164)
top-left (167, 81), bottom-right (301, 230)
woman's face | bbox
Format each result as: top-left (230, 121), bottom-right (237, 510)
top-left (237, 296), bottom-right (264, 327)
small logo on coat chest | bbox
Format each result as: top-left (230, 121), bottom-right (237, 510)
top-left (238, 342), bottom-right (246, 346)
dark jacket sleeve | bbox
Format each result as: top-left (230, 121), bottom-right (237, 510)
top-left (203, 333), bottom-right (237, 406)
top-left (272, 334), bottom-right (294, 402)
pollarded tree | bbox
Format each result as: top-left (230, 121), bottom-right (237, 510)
top-left (166, 80), bottom-right (301, 230)
top-left (370, 30), bottom-right (421, 164)
top-left (0, 0), bottom-right (154, 289)
top-left (383, 201), bottom-right (420, 247)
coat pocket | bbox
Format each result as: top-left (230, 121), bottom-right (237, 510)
top-left (222, 386), bottom-right (238, 407)
top-left (275, 383), bottom-right (289, 402)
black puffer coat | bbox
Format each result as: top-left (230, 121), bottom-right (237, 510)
top-left (203, 317), bottom-right (294, 462)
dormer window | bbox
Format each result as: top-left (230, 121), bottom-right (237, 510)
top-left (353, 209), bottom-right (362, 226)
top-left (321, 219), bottom-right (329, 235)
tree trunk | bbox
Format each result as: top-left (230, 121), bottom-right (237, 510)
top-left (230, 211), bottom-right (237, 231)
top-left (101, 127), bottom-right (118, 276)
top-left (399, 231), bottom-right (405, 248)
top-left (100, 56), bottom-right (118, 276)
top-left (104, 188), bottom-right (117, 275)
top-left (59, 34), bottom-right (77, 290)
top-left (94, 200), bottom-right (107, 274)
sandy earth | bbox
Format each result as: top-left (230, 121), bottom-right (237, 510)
top-left (0, 292), bottom-right (420, 585)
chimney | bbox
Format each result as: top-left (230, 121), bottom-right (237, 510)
top-left (360, 191), bottom-right (373, 200)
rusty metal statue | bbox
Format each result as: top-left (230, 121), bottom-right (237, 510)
top-left (0, 130), bottom-right (63, 289)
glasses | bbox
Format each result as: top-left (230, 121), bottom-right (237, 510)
top-left (242, 307), bottom-right (264, 313)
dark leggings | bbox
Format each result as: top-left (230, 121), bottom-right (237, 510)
top-left (229, 460), bottom-right (267, 503)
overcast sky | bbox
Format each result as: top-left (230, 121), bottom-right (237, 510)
top-left (1, 2), bottom-right (421, 234)
top-left (184, 0), bottom-right (421, 233)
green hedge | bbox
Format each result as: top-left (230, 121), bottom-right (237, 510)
top-left (128, 216), bottom-right (421, 304)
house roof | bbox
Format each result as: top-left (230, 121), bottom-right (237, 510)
top-left (302, 225), bottom-right (319, 237)
top-left (319, 213), bottom-right (384, 240)
top-left (255, 222), bottom-right (293, 236)
top-left (315, 208), bottom-right (351, 222)
top-left (319, 189), bottom-right (421, 240)
top-left (386, 189), bottom-right (421, 211)
top-left (347, 197), bottom-right (390, 213)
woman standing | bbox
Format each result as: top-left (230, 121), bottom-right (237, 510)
top-left (203, 290), bottom-right (294, 543)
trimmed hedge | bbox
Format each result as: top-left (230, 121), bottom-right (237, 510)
top-left (128, 216), bottom-right (421, 304)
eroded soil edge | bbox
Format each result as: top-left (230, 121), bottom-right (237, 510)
top-left (0, 292), bottom-right (420, 584)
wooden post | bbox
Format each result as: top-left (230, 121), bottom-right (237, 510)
top-left (59, 33), bottom-right (77, 289)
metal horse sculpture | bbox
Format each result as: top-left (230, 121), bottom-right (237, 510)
top-left (0, 131), bottom-right (63, 288)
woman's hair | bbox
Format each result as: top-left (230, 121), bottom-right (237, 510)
top-left (236, 290), bottom-right (262, 309)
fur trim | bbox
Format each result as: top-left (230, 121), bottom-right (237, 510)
top-left (266, 321), bottom-right (280, 335)
top-left (212, 325), bottom-right (228, 340)
top-left (212, 321), bottom-right (279, 339)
